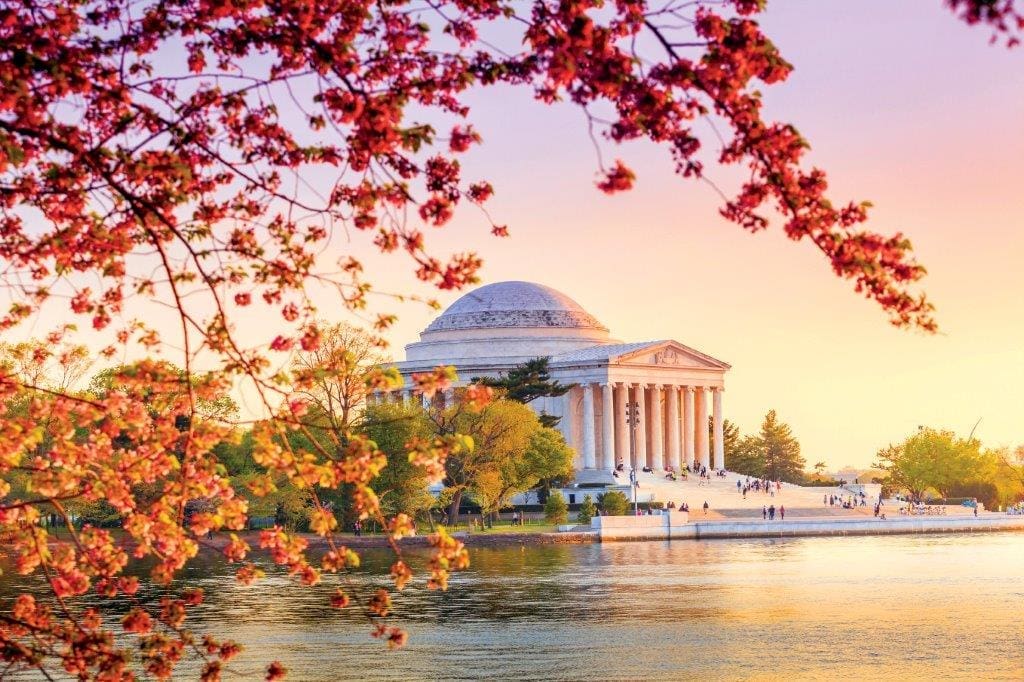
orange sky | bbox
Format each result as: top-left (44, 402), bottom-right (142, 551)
top-left (359, 1), bottom-right (1024, 468)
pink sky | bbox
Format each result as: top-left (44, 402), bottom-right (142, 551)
top-left (362, 1), bottom-right (1024, 468)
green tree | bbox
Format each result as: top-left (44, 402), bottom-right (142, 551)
top-left (576, 494), bottom-right (597, 525)
top-left (361, 401), bottom-right (437, 522)
top-left (544, 490), bottom-right (568, 524)
top-left (728, 434), bottom-right (766, 478)
top-left (759, 410), bottom-right (805, 483)
top-left (88, 363), bottom-right (239, 422)
top-left (442, 398), bottom-right (541, 522)
top-left (598, 490), bottom-right (630, 516)
top-left (874, 428), bottom-right (981, 501)
top-left (473, 357), bottom-right (573, 427)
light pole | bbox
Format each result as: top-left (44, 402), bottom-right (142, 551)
top-left (625, 399), bottom-right (640, 515)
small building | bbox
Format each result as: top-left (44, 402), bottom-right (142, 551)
top-left (390, 281), bottom-right (731, 476)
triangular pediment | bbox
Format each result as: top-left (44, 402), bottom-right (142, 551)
top-left (612, 340), bottom-right (730, 370)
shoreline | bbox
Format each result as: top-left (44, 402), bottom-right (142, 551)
top-left (456, 514), bottom-right (1024, 545)
top-left (214, 514), bottom-right (1024, 550)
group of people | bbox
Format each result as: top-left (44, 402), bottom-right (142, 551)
top-left (738, 477), bottom-right (782, 499)
top-left (825, 492), bottom-right (867, 509)
top-left (762, 504), bottom-right (784, 520)
top-left (1006, 503), bottom-right (1024, 515)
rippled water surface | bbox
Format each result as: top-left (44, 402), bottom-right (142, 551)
top-left (7, 533), bottom-right (1024, 680)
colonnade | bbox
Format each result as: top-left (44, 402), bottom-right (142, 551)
top-left (576, 382), bottom-right (725, 473)
top-left (367, 382), bottom-right (726, 474)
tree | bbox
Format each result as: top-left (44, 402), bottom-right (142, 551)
top-left (292, 322), bottom-right (390, 438)
top-left (759, 410), bottom-right (805, 483)
top-left (443, 398), bottom-right (542, 523)
top-left (3, 0), bottom-right (1003, 676)
top-left (577, 494), bottom-right (597, 525)
top-left (473, 426), bottom-right (575, 516)
top-left (544, 490), bottom-right (568, 525)
top-left (0, 340), bottom-right (92, 393)
top-left (728, 434), bottom-right (766, 479)
top-left (474, 357), bottom-right (573, 427)
top-left (598, 490), bottom-right (630, 516)
top-left (360, 402), bottom-right (437, 522)
top-left (88, 362), bottom-right (240, 422)
top-left (875, 428), bottom-right (982, 501)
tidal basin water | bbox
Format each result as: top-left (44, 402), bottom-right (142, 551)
top-left (11, 532), bottom-right (1024, 680)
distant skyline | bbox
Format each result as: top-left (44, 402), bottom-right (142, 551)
top-left (361, 2), bottom-right (1024, 468)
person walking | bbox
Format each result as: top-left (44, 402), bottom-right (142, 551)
top-left (779, 505), bottom-right (785, 521)
top-left (768, 504), bottom-right (775, 521)
top-left (762, 505), bottom-right (767, 520)
top-left (703, 501), bottom-right (710, 516)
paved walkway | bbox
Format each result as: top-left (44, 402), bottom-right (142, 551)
top-left (629, 469), bottom-right (857, 514)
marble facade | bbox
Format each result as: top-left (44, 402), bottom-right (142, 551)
top-left (391, 281), bottom-right (730, 473)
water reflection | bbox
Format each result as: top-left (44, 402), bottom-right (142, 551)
top-left (4, 533), bottom-right (1024, 680)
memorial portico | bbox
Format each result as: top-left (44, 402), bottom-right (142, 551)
top-left (394, 281), bottom-right (731, 477)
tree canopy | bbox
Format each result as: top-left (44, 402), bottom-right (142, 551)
top-left (875, 428), bottom-right (982, 501)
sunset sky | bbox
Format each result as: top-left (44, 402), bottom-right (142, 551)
top-left (12, 2), bottom-right (1020, 471)
top-left (357, 1), bottom-right (1024, 468)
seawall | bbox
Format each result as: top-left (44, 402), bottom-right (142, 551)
top-left (592, 514), bottom-right (1024, 542)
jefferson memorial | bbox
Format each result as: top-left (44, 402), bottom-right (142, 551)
top-left (393, 281), bottom-right (730, 474)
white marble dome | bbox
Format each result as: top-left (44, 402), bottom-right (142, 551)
top-left (425, 281), bottom-right (608, 333)
top-left (402, 281), bottom-right (616, 370)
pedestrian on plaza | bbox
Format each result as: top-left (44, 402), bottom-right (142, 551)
top-left (762, 505), bottom-right (767, 520)
top-left (779, 505), bottom-right (785, 520)
top-left (703, 501), bottom-right (709, 516)
top-left (769, 505), bottom-right (775, 520)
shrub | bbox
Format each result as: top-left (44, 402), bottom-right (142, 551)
top-left (576, 494), bottom-right (597, 524)
top-left (544, 491), bottom-right (568, 524)
top-left (598, 490), bottom-right (630, 516)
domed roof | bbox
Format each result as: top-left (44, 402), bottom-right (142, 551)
top-left (424, 281), bottom-right (607, 333)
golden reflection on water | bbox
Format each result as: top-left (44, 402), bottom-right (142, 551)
top-left (5, 533), bottom-right (1024, 680)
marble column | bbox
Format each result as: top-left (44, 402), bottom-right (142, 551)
top-left (667, 385), bottom-right (681, 471)
top-left (650, 384), bottom-right (664, 470)
top-left (695, 387), bottom-right (710, 470)
top-left (615, 383), bottom-right (628, 467)
top-left (601, 383), bottom-right (615, 470)
top-left (713, 387), bottom-right (725, 471)
top-left (582, 383), bottom-right (596, 469)
top-left (682, 386), bottom-right (695, 470)
top-left (634, 383), bottom-right (647, 469)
